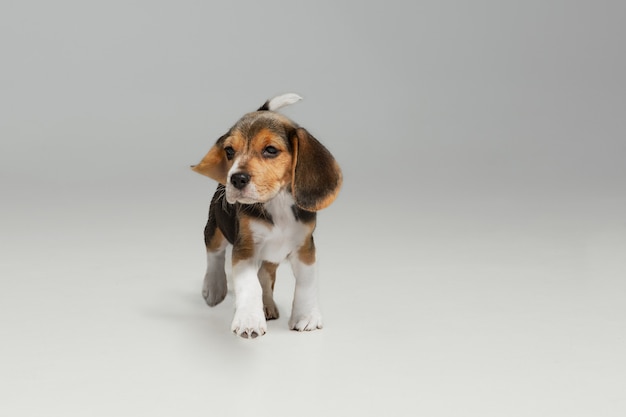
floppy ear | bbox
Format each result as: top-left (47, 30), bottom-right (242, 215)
top-left (191, 136), bottom-right (229, 184)
top-left (291, 128), bottom-right (342, 211)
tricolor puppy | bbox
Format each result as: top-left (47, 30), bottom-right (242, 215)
top-left (191, 93), bottom-right (342, 338)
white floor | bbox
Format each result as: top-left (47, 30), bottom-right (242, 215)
top-left (2, 181), bottom-right (625, 417)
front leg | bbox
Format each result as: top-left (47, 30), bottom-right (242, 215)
top-left (288, 237), bottom-right (323, 331)
top-left (230, 259), bottom-right (267, 338)
top-left (202, 214), bottom-right (229, 307)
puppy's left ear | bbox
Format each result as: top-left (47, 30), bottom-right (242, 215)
top-left (291, 128), bottom-right (342, 211)
top-left (191, 135), bottom-right (229, 184)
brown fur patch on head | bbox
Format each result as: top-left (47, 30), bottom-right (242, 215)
top-left (241, 125), bottom-right (294, 201)
top-left (221, 132), bottom-right (247, 154)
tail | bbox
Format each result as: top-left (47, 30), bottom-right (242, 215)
top-left (257, 93), bottom-right (302, 111)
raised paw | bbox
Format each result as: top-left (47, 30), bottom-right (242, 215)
top-left (231, 308), bottom-right (267, 339)
top-left (289, 310), bottom-right (323, 332)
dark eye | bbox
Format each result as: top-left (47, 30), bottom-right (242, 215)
top-left (263, 146), bottom-right (279, 158)
top-left (224, 146), bottom-right (235, 160)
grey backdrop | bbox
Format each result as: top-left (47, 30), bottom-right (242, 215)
top-left (2, 1), bottom-right (625, 416)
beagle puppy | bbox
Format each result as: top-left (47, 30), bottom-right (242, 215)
top-left (191, 93), bottom-right (342, 338)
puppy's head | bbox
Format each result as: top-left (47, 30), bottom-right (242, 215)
top-left (192, 94), bottom-right (342, 211)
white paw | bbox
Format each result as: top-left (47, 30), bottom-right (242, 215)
top-left (231, 308), bottom-right (267, 339)
top-left (289, 310), bottom-right (323, 332)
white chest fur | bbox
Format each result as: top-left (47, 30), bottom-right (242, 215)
top-left (249, 192), bottom-right (310, 264)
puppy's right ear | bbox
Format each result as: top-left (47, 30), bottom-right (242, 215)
top-left (191, 135), bottom-right (229, 184)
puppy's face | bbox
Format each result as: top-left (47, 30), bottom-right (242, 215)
top-left (221, 114), bottom-right (294, 204)
top-left (193, 110), bottom-right (342, 211)
top-left (194, 112), bottom-right (295, 204)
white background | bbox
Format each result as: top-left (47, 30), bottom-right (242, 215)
top-left (1, 1), bottom-right (625, 416)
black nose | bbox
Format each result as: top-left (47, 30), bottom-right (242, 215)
top-left (230, 173), bottom-right (251, 190)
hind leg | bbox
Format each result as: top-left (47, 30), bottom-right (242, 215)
top-left (202, 223), bottom-right (228, 307)
top-left (258, 261), bottom-right (279, 320)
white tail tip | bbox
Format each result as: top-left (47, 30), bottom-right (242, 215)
top-left (262, 93), bottom-right (303, 111)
